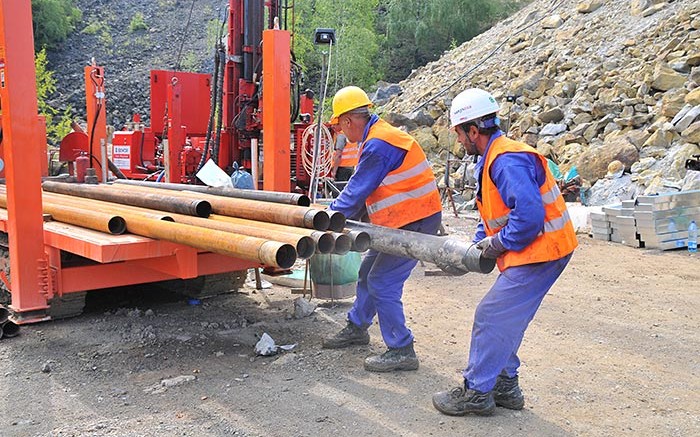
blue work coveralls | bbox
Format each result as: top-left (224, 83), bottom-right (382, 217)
top-left (330, 115), bottom-right (442, 349)
top-left (465, 131), bottom-right (572, 393)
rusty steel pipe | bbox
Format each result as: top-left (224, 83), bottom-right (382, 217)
top-left (41, 181), bottom-right (211, 217)
top-left (344, 230), bottom-right (371, 252)
top-left (310, 204), bottom-right (347, 232)
top-left (112, 184), bottom-right (331, 230)
top-left (0, 190), bottom-right (126, 235)
top-left (41, 191), bottom-right (175, 222)
top-left (346, 220), bottom-right (496, 274)
top-left (122, 217), bottom-right (297, 269)
top-left (113, 179), bottom-right (311, 206)
top-left (326, 210), bottom-right (347, 232)
top-left (166, 212), bottom-right (315, 259)
top-left (331, 233), bottom-right (352, 255)
top-left (208, 214), bottom-right (335, 254)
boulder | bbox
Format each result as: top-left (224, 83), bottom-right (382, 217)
top-left (651, 64), bottom-right (687, 91)
top-left (577, 0), bottom-right (604, 14)
top-left (576, 136), bottom-right (640, 182)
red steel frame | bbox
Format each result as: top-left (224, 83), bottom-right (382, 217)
top-left (262, 29), bottom-right (291, 192)
top-left (0, 1), bottom-right (258, 323)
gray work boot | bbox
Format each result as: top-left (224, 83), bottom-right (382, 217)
top-left (432, 382), bottom-right (496, 416)
top-left (363, 342), bottom-right (419, 372)
top-left (493, 372), bottom-right (524, 410)
top-left (322, 321), bottom-right (370, 349)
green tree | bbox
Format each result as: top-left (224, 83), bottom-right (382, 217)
top-left (35, 48), bottom-right (73, 145)
top-left (293, 0), bottom-right (382, 97)
top-left (31, 0), bottom-right (82, 49)
top-left (380, 0), bottom-right (519, 82)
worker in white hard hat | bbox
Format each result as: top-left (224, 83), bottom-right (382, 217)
top-left (432, 88), bottom-right (578, 416)
top-left (321, 85), bottom-right (443, 373)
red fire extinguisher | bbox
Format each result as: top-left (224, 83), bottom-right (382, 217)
top-left (75, 152), bottom-right (89, 183)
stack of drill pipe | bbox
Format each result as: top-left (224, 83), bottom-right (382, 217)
top-left (89, 183), bottom-right (334, 231)
top-left (164, 212), bottom-right (316, 259)
top-left (113, 179), bottom-right (311, 206)
top-left (44, 192), bottom-right (321, 260)
top-left (0, 307), bottom-right (20, 339)
top-left (208, 215), bottom-right (358, 255)
top-left (0, 187), bottom-right (127, 235)
top-left (0, 186), bottom-right (297, 269)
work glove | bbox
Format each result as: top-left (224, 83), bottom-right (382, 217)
top-left (476, 234), bottom-right (507, 259)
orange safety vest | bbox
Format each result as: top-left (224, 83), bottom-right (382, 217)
top-left (339, 142), bottom-right (360, 167)
top-left (477, 135), bottom-right (577, 271)
top-left (364, 119), bottom-right (442, 228)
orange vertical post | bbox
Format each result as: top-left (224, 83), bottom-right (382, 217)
top-left (85, 65), bottom-right (106, 180)
top-left (0, 0), bottom-right (51, 315)
top-left (166, 76), bottom-right (184, 183)
top-left (262, 29), bottom-right (291, 192)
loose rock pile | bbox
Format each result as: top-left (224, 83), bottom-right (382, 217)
top-left (379, 0), bottom-right (700, 205)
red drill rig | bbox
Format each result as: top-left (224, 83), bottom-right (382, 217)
top-left (60, 0), bottom-right (319, 193)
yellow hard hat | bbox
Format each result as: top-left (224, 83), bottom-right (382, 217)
top-left (330, 86), bottom-right (373, 124)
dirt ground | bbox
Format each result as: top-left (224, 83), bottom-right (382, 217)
top-left (1, 212), bottom-right (699, 437)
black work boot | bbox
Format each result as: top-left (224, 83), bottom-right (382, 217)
top-left (493, 372), bottom-right (525, 410)
top-left (363, 342), bottom-right (419, 372)
top-left (432, 382), bottom-right (496, 416)
top-left (322, 321), bottom-right (370, 349)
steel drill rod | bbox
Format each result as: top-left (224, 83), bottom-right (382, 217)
top-left (346, 220), bottom-right (496, 274)
top-left (112, 184), bottom-right (332, 230)
top-left (113, 179), bottom-right (311, 206)
top-left (343, 230), bottom-right (371, 252)
top-left (166, 212), bottom-right (315, 259)
top-left (0, 190), bottom-right (126, 235)
top-left (41, 181), bottom-right (211, 218)
top-left (121, 217), bottom-right (297, 269)
top-left (209, 215), bottom-right (336, 254)
top-left (41, 192), bottom-right (175, 221)
top-left (330, 232), bottom-right (352, 255)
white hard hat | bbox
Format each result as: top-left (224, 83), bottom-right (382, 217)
top-left (450, 88), bottom-right (500, 128)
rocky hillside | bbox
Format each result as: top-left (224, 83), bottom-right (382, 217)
top-left (378, 0), bottom-right (700, 204)
top-left (48, 0), bottom-right (224, 127)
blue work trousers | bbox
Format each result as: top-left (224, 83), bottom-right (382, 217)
top-left (463, 253), bottom-right (572, 393)
top-left (348, 212), bottom-right (442, 349)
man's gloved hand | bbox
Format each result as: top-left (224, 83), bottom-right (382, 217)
top-left (476, 234), bottom-right (507, 259)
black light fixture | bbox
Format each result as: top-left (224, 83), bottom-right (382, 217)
top-left (314, 28), bottom-right (336, 45)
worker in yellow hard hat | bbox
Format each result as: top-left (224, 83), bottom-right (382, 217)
top-left (321, 85), bottom-right (443, 372)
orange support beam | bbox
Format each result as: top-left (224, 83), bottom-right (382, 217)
top-left (166, 76), bottom-right (184, 183)
top-left (0, 0), bottom-right (51, 314)
top-left (262, 29), bottom-right (291, 192)
top-left (84, 65), bottom-right (107, 180)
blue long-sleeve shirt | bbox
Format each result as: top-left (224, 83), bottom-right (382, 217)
top-left (329, 115), bottom-right (407, 220)
top-left (473, 131), bottom-right (546, 252)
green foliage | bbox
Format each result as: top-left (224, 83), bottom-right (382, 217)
top-left (292, 0), bottom-right (526, 94)
top-left (34, 48), bottom-right (73, 145)
top-left (128, 12), bottom-right (148, 33)
top-left (31, 0), bottom-right (82, 49)
top-left (293, 0), bottom-right (382, 96)
top-left (380, 0), bottom-right (519, 82)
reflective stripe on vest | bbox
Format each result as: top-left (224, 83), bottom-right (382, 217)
top-left (485, 184), bottom-right (564, 230)
top-left (367, 179), bottom-right (438, 215)
top-left (477, 135), bottom-right (577, 270)
top-left (339, 142), bottom-right (359, 167)
top-left (363, 119), bottom-right (442, 228)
